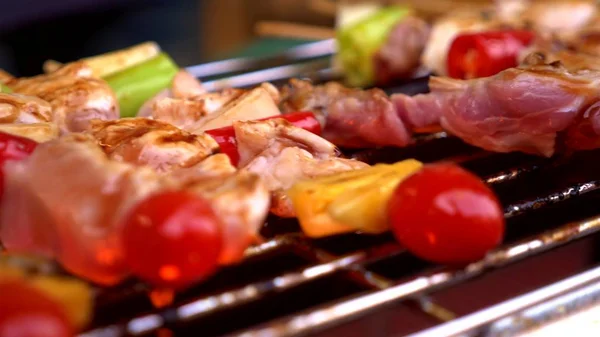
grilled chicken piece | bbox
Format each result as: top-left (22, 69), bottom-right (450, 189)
top-left (172, 70), bottom-right (207, 99)
top-left (137, 71), bottom-right (209, 118)
top-left (187, 172), bottom-right (270, 264)
top-left (280, 79), bottom-right (411, 148)
top-left (88, 118), bottom-right (218, 172)
top-left (0, 93), bottom-right (53, 124)
top-left (0, 134), bottom-right (169, 285)
top-left (149, 97), bottom-right (215, 131)
top-left (4, 62), bottom-right (119, 133)
top-left (235, 119), bottom-right (369, 217)
top-left (171, 153), bottom-right (237, 186)
top-left (0, 123), bottom-right (59, 142)
top-left (235, 118), bottom-right (338, 167)
top-left (191, 84), bottom-right (281, 132)
top-left (144, 84), bottom-right (280, 133)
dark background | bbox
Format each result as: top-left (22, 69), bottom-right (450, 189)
top-left (0, 0), bottom-right (203, 76)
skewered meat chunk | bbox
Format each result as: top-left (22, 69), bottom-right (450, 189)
top-left (0, 123), bottom-right (59, 142)
top-left (392, 55), bottom-right (600, 157)
top-left (171, 70), bottom-right (207, 99)
top-left (280, 79), bottom-right (411, 148)
top-left (88, 118), bottom-right (218, 172)
top-left (374, 16), bottom-right (430, 84)
top-left (187, 172), bottom-right (270, 264)
top-left (0, 134), bottom-right (169, 285)
top-left (145, 84), bottom-right (281, 132)
top-left (171, 153), bottom-right (237, 186)
top-left (4, 62), bottom-right (119, 133)
top-left (235, 119), bottom-right (369, 217)
top-left (0, 93), bottom-right (53, 124)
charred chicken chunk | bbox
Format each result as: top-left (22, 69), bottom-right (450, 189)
top-left (235, 119), bottom-right (369, 217)
top-left (88, 117), bottom-right (218, 172)
top-left (4, 62), bottom-right (119, 133)
top-left (187, 172), bottom-right (270, 264)
top-left (0, 123), bottom-right (59, 142)
top-left (0, 93), bottom-right (53, 124)
top-left (146, 84), bottom-right (281, 132)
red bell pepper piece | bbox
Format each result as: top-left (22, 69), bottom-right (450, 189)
top-left (0, 132), bottom-right (38, 199)
top-left (447, 30), bottom-right (536, 79)
top-left (205, 112), bottom-right (322, 167)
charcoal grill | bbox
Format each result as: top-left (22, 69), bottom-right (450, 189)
top-left (80, 39), bottom-right (600, 337)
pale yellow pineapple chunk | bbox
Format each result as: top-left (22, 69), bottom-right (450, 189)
top-left (287, 159), bottom-right (423, 237)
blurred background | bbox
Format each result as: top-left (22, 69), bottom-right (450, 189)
top-left (0, 0), bottom-right (489, 76)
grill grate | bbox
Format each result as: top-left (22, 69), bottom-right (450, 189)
top-left (80, 45), bottom-right (600, 337)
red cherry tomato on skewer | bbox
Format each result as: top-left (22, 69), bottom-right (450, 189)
top-left (121, 191), bottom-right (223, 289)
top-left (447, 30), bottom-right (535, 79)
top-left (388, 163), bottom-right (505, 265)
top-left (205, 111), bottom-right (321, 166)
top-left (0, 281), bottom-right (73, 337)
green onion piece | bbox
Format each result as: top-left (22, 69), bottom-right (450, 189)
top-left (104, 52), bottom-right (179, 118)
top-left (337, 6), bottom-right (412, 87)
top-left (1, 83), bottom-right (12, 93)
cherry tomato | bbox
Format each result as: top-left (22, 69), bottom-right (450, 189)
top-left (0, 281), bottom-right (73, 337)
top-left (388, 163), bottom-right (505, 265)
top-left (121, 191), bottom-right (223, 289)
top-left (447, 30), bottom-right (535, 79)
top-left (0, 132), bottom-right (38, 199)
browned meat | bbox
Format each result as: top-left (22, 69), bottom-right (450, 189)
top-left (88, 118), bottom-right (218, 172)
top-left (144, 83), bottom-right (280, 132)
top-left (171, 70), bottom-right (206, 99)
top-left (280, 79), bottom-right (411, 148)
top-left (0, 123), bottom-right (59, 142)
top-left (374, 16), bottom-right (430, 84)
top-left (4, 62), bottom-right (119, 133)
top-left (0, 93), bottom-right (53, 124)
top-left (235, 119), bottom-right (369, 217)
top-left (0, 134), bottom-right (169, 285)
top-left (187, 172), bottom-right (270, 264)
top-left (392, 55), bottom-right (600, 157)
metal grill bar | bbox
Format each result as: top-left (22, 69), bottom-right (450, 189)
top-left (406, 264), bottom-right (600, 337)
top-left (226, 216), bottom-right (600, 337)
top-left (184, 39), bottom-right (335, 79)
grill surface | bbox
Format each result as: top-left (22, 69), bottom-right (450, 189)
top-left (80, 42), bottom-right (600, 337)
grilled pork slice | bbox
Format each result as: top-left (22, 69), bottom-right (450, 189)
top-left (374, 16), bottom-right (430, 84)
top-left (235, 119), bottom-right (369, 217)
top-left (0, 93), bottom-right (53, 123)
top-left (0, 123), bottom-right (59, 142)
top-left (88, 118), bottom-right (218, 172)
top-left (187, 172), bottom-right (270, 264)
top-left (0, 134), bottom-right (168, 285)
top-left (280, 79), bottom-right (411, 148)
top-left (4, 62), bottom-right (118, 133)
top-left (392, 56), bottom-right (600, 157)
